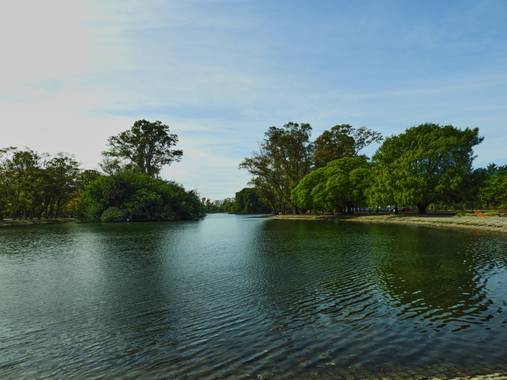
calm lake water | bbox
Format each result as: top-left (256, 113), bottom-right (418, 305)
top-left (1, 214), bottom-right (507, 379)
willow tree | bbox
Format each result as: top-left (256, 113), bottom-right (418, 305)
top-left (291, 156), bottom-right (371, 214)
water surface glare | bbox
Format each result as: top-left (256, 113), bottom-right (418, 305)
top-left (1, 214), bottom-right (507, 378)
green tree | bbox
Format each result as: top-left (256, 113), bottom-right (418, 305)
top-left (75, 169), bottom-right (102, 190)
top-left (0, 148), bottom-right (83, 219)
top-left (458, 167), bottom-right (489, 209)
top-left (42, 154), bottom-right (80, 218)
top-left (2, 148), bottom-right (44, 219)
top-left (103, 120), bottom-right (183, 177)
top-left (240, 122), bottom-right (313, 213)
top-left (313, 124), bottom-right (382, 167)
top-left (0, 148), bottom-right (15, 219)
top-left (234, 188), bottom-right (270, 214)
top-left (371, 123), bottom-right (483, 214)
top-left (201, 198), bottom-right (222, 213)
top-left (221, 198), bottom-right (237, 213)
top-left (290, 167), bottom-right (327, 211)
top-left (292, 156), bottom-right (371, 213)
top-left (77, 169), bottom-right (204, 222)
top-left (480, 164), bottom-right (507, 209)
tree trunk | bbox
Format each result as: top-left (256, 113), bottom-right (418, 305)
top-left (417, 204), bottom-right (428, 214)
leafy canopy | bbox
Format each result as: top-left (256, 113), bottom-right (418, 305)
top-left (313, 124), bottom-right (382, 167)
top-left (103, 120), bottom-right (183, 177)
top-left (292, 156), bottom-right (371, 213)
top-left (371, 123), bottom-right (483, 213)
top-left (234, 187), bottom-right (270, 214)
top-left (480, 165), bottom-right (507, 208)
top-left (0, 148), bottom-right (81, 219)
top-left (76, 169), bottom-right (204, 222)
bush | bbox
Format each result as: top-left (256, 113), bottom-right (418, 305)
top-left (100, 207), bottom-right (128, 223)
top-left (76, 170), bottom-right (205, 222)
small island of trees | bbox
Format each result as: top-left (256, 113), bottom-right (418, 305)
top-left (0, 120), bottom-right (204, 223)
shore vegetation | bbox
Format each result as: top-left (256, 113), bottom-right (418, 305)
top-left (0, 120), bottom-right (204, 223)
top-left (239, 122), bottom-right (506, 216)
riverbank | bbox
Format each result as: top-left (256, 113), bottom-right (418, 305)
top-left (271, 214), bottom-right (507, 234)
top-left (0, 218), bottom-right (75, 227)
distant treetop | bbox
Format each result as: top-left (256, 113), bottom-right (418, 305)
top-left (102, 120), bottom-right (183, 177)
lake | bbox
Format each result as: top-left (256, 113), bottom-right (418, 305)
top-left (1, 214), bottom-right (507, 379)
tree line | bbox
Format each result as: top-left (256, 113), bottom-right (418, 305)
top-left (0, 120), bottom-right (204, 222)
top-left (240, 122), bottom-right (506, 215)
top-left (202, 187), bottom-right (270, 214)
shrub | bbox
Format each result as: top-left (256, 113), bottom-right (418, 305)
top-left (100, 207), bottom-right (128, 223)
top-left (76, 170), bottom-right (205, 222)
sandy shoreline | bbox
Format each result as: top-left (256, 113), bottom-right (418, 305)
top-left (271, 214), bottom-right (507, 234)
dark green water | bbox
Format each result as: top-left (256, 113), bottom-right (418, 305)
top-left (1, 214), bottom-right (507, 379)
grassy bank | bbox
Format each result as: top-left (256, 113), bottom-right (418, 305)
top-left (271, 214), bottom-right (507, 234)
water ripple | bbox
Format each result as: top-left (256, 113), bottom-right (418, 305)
top-left (1, 216), bottom-right (507, 378)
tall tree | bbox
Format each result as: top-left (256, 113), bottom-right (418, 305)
top-left (103, 120), bottom-right (183, 177)
top-left (42, 154), bottom-right (80, 218)
top-left (3, 149), bottom-right (43, 218)
top-left (371, 123), bottom-right (483, 214)
top-left (240, 122), bottom-right (313, 213)
top-left (313, 124), bottom-right (382, 167)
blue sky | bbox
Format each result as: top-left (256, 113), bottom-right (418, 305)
top-left (1, 0), bottom-right (506, 199)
